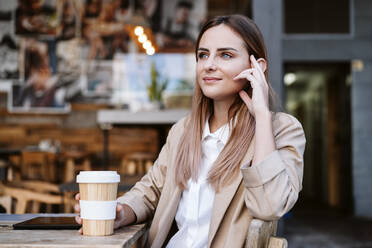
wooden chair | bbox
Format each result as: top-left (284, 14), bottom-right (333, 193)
top-left (62, 150), bottom-right (92, 182)
top-left (246, 219), bottom-right (288, 248)
top-left (21, 151), bottom-right (56, 182)
top-left (120, 152), bottom-right (155, 176)
top-left (0, 181), bottom-right (64, 214)
top-left (7, 154), bottom-right (22, 181)
top-left (20, 180), bottom-right (76, 213)
top-left (0, 195), bottom-right (11, 213)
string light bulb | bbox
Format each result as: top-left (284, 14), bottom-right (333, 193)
top-left (146, 47), bottom-right (155, 55)
top-left (138, 34), bottom-right (147, 43)
top-left (134, 26), bottom-right (144, 36)
top-left (143, 40), bottom-right (152, 49)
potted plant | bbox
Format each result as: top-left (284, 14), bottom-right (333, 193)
top-left (147, 62), bottom-right (168, 109)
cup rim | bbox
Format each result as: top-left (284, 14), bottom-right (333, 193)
top-left (76, 171), bottom-right (120, 183)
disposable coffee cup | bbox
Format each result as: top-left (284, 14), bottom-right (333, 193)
top-left (77, 171), bottom-right (120, 236)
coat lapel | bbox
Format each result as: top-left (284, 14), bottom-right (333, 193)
top-left (151, 187), bottom-right (182, 248)
top-left (208, 137), bottom-right (255, 247)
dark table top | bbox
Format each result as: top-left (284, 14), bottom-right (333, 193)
top-left (0, 148), bottom-right (21, 159)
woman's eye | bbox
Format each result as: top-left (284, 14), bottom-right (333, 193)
top-left (221, 53), bottom-right (232, 59)
top-left (198, 53), bottom-right (208, 59)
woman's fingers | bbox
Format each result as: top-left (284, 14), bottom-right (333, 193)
top-left (250, 56), bottom-right (269, 92)
top-left (75, 215), bottom-right (82, 225)
top-left (116, 203), bottom-right (124, 219)
top-left (233, 56), bottom-right (270, 116)
top-left (248, 56), bottom-right (269, 94)
top-left (234, 69), bottom-right (260, 87)
top-left (74, 193), bottom-right (80, 213)
top-left (250, 55), bottom-right (266, 80)
top-left (239, 90), bottom-right (254, 115)
top-left (233, 68), bottom-right (254, 80)
top-left (74, 203), bottom-right (80, 213)
top-left (74, 193), bottom-right (82, 234)
top-left (114, 204), bottom-right (125, 229)
top-left (239, 90), bottom-right (250, 105)
top-left (75, 216), bottom-right (83, 234)
top-left (116, 203), bottom-right (123, 212)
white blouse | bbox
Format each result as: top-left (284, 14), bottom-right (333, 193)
top-left (166, 119), bottom-right (230, 248)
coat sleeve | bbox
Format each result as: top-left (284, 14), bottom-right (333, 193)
top-left (117, 123), bottom-right (177, 223)
top-left (240, 112), bottom-right (306, 220)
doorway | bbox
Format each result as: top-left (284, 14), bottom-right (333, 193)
top-left (284, 63), bottom-right (352, 213)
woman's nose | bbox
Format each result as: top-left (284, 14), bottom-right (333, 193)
top-left (204, 57), bottom-right (217, 71)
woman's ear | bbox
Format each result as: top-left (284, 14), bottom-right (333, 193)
top-left (257, 58), bottom-right (267, 73)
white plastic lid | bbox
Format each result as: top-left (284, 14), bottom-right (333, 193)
top-left (76, 171), bottom-right (120, 183)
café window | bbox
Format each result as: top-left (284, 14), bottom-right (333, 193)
top-left (284, 0), bottom-right (350, 34)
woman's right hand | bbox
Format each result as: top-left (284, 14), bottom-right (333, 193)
top-left (74, 193), bottom-right (126, 234)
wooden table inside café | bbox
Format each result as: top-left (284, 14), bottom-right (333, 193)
top-left (0, 214), bottom-right (148, 248)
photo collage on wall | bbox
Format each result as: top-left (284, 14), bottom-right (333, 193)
top-left (0, 0), bottom-right (207, 113)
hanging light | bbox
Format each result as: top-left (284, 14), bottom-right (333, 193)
top-left (138, 34), bottom-right (147, 43)
top-left (134, 26), bottom-right (144, 36)
top-left (146, 47), bottom-right (155, 55)
top-left (143, 40), bottom-right (152, 49)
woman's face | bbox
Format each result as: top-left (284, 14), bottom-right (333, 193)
top-left (196, 24), bottom-right (250, 102)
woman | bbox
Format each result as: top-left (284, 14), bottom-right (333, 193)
top-left (75, 14), bottom-right (306, 248)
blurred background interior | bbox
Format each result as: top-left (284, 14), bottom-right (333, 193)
top-left (0, 0), bottom-right (371, 247)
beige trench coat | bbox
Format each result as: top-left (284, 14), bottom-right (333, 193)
top-left (117, 112), bottom-right (306, 248)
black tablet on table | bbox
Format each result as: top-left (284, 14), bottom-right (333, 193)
top-left (13, 216), bottom-right (81, 230)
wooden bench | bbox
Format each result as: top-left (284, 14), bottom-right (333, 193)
top-left (246, 219), bottom-right (288, 248)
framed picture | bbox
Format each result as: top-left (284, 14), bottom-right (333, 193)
top-left (56, 38), bottom-right (82, 73)
top-left (0, 35), bottom-right (19, 79)
top-left (0, 0), bottom-right (19, 79)
top-left (156, 0), bottom-right (207, 52)
top-left (9, 81), bottom-right (71, 114)
top-left (15, 0), bottom-right (59, 36)
top-left (81, 0), bottom-right (131, 60)
top-left (9, 38), bottom-right (74, 113)
top-left (57, 0), bottom-right (80, 40)
top-left (80, 60), bottom-right (113, 97)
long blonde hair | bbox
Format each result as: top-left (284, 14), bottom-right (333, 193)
top-left (175, 15), bottom-right (280, 191)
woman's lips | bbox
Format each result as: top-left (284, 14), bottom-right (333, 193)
top-left (203, 77), bottom-right (222, 83)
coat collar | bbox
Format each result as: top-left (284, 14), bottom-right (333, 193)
top-left (207, 136), bottom-right (255, 247)
top-left (202, 116), bottom-right (231, 146)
